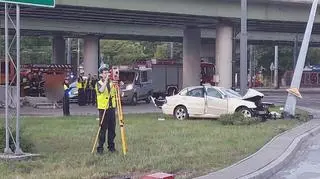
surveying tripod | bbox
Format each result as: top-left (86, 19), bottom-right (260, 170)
top-left (91, 80), bottom-right (128, 155)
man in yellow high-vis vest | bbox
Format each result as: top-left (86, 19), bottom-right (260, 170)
top-left (77, 76), bottom-right (86, 106)
top-left (95, 65), bottom-right (117, 154)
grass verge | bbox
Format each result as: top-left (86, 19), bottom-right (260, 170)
top-left (0, 114), bottom-right (302, 179)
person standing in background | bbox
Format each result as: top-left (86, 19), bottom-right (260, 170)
top-left (63, 77), bottom-right (71, 116)
top-left (91, 74), bottom-right (98, 106)
top-left (77, 75), bottom-right (86, 106)
top-left (85, 74), bottom-right (92, 105)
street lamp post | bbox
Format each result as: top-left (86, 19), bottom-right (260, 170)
top-left (284, 0), bottom-right (318, 117)
top-left (240, 0), bottom-right (248, 95)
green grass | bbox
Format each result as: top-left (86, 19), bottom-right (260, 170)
top-left (0, 114), bottom-right (302, 179)
top-left (269, 106), bottom-right (311, 122)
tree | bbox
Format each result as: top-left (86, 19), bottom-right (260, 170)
top-left (255, 45), bottom-right (320, 76)
top-left (100, 40), bottom-right (148, 66)
top-left (154, 44), bottom-right (169, 59)
top-left (153, 42), bottom-right (182, 60)
top-left (306, 47), bottom-right (320, 65)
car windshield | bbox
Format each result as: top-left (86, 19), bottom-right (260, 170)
top-left (219, 88), bottom-right (242, 98)
top-left (119, 71), bottom-right (135, 85)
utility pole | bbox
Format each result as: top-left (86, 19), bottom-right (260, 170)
top-left (274, 46), bottom-right (279, 89)
top-left (240, 0), bottom-right (248, 95)
top-left (77, 39), bottom-right (80, 74)
top-left (284, 0), bottom-right (318, 117)
top-left (293, 34), bottom-right (299, 69)
top-left (67, 38), bottom-right (71, 64)
top-left (170, 42), bottom-right (174, 59)
top-left (249, 45), bottom-right (253, 87)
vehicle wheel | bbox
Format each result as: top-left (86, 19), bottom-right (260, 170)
top-left (131, 94), bottom-right (138, 106)
top-left (174, 105), bottom-right (189, 120)
top-left (237, 107), bottom-right (253, 118)
top-left (145, 92), bottom-right (152, 104)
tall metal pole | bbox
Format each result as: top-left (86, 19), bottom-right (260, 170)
top-left (67, 38), bottom-right (71, 64)
top-left (274, 45), bottom-right (279, 89)
top-left (77, 39), bottom-right (80, 74)
top-left (249, 45), bottom-right (253, 87)
top-left (4, 3), bottom-right (12, 154)
top-left (15, 4), bottom-right (22, 155)
top-left (284, 0), bottom-right (318, 117)
top-left (170, 42), bottom-right (174, 59)
top-left (240, 0), bottom-right (248, 95)
top-left (293, 34), bottom-right (298, 69)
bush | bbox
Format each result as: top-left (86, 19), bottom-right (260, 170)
top-left (0, 126), bottom-right (35, 153)
top-left (218, 112), bottom-right (261, 125)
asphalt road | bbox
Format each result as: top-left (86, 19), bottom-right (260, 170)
top-left (262, 92), bottom-right (320, 111)
top-left (0, 90), bottom-right (318, 117)
top-left (0, 101), bottom-right (162, 117)
top-left (271, 132), bottom-right (320, 179)
top-left (262, 92), bottom-right (320, 179)
top-left (1, 90), bottom-right (320, 179)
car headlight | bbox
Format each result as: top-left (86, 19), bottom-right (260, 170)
top-left (126, 84), bottom-right (133, 90)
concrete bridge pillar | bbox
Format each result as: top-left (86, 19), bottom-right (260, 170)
top-left (83, 36), bottom-right (99, 76)
top-left (52, 36), bottom-right (65, 64)
top-left (183, 26), bottom-right (201, 88)
top-left (215, 23), bottom-right (233, 88)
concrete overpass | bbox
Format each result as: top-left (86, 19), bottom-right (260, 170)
top-left (0, 0), bottom-right (319, 88)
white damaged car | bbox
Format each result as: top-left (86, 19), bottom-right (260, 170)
top-left (157, 85), bottom-right (271, 120)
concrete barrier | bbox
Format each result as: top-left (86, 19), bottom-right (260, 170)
top-left (0, 85), bottom-right (17, 108)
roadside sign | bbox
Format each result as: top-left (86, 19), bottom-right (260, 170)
top-left (270, 62), bottom-right (274, 71)
top-left (0, 0), bottom-right (55, 7)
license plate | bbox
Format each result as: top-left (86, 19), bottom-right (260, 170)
top-left (258, 111), bottom-right (267, 114)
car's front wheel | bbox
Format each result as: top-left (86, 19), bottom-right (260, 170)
top-left (131, 94), bottom-right (138, 106)
top-left (237, 107), bottom-right (253, 118)
top-left (174, 105), bottom-right (188, 120)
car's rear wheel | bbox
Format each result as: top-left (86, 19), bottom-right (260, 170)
top-left (174, 105), bottom-right (188, 120)
top-left (237, 107), bottom-right (253, 118)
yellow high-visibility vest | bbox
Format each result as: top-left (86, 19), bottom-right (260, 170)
top-left (95, 80), bottom-right (116, 109)
top-left (77, 82), bottom-right (83, 89)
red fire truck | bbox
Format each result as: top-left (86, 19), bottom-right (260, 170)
top-left (0, 59), bottom-right (72, 97)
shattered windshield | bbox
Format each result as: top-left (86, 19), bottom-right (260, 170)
top-left (220, 88), bottom-right (242, 98)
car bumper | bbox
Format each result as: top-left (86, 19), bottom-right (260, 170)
top-left (161, 104), bottom-right (173, 115)
top-left (120, 90), bottom-right (134, 103)
top-left (252, 108), bottom-right (270, 118)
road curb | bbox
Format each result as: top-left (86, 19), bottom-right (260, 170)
top-left (239, 121), bottom-right (320, 179)
top-left (253, 88), bottom-right (320, 94)
top-left (195, 108), bottom-right (320, 179)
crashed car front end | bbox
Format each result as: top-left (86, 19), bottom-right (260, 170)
top-left (242, 89), bottom-right (272, 119)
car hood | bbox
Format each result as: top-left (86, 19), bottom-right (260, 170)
top-left (241, 89), bottom-right (264, 100)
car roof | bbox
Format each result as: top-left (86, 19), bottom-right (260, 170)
top-left (182, 85), bottom-right (223, 90)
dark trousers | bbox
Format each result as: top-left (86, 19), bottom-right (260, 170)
top-left (86, 89), bottom-right (92, 105)
top-left (97, 108), bottom-right (116, 152)
top-left (91, 90), bottom-right (97, 106)
top-left (78, 89), bottom-right (86, 106)
top-left (62, 94), bottom-right (70, 116)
